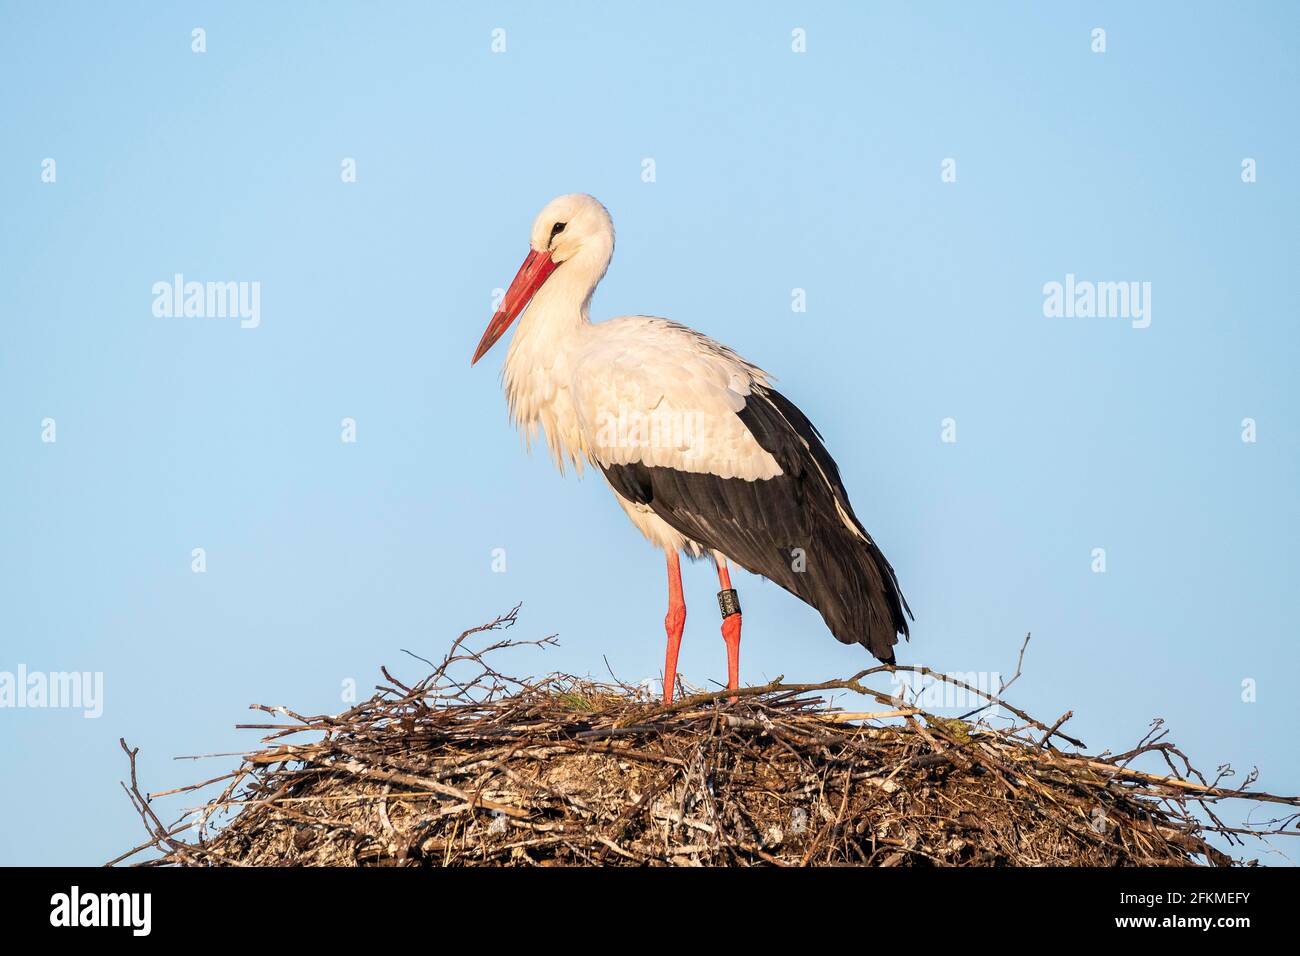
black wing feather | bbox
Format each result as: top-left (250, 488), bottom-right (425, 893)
top-left (601, 384), bottom-right (911, 662)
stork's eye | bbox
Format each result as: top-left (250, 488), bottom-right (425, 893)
top-left (550, 222), bottom-right (567, 239)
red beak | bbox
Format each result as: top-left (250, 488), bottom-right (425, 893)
top-left (471, 248), bottom-right (559, 365)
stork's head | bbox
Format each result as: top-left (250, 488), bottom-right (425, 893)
top-left (471, 193), bottom-right (614, 365)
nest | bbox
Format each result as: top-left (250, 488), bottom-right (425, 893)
top-left (113, 607), bottom-right (1298, 867)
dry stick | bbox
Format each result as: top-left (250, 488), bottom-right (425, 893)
top-left (190, 790), bottom-right (492, 810)
top-left (117, 739), bottom-right (199, 864)
top-left (146, 769), bottom-right (243, 800)
top-left (818, 709), bottom-right (921, 722)
top-left (104, 822), bottom-right (195, 868)
top-left (1058, 756), bottom-right (1300, 808)
top-left (957, 631), bottom-right (1032, 721)
top-left (1037, 711), bottom-right (1075, 749)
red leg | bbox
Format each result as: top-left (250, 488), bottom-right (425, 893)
top-left (662, 550), bottom-right (687, 705)
top-left (716, 556), bottom-right (742, 697)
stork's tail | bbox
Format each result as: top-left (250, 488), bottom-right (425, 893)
top-left (792, 514), bottom-right (911, 663)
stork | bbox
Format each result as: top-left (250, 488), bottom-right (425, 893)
top-left (472, 194), bottom-right (911, 704)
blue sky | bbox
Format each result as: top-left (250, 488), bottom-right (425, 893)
top-left (1, 2), bottom-right (1296, 865)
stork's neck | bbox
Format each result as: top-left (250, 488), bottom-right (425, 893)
top-left (506, 238), bottom-right (611, 361)
top-left (502, 239), bottom-right (612, 472)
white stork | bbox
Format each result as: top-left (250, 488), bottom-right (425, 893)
top-left (472, 194), bottom-right (911, 703)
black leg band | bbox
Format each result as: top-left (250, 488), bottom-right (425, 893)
top-left (717, 588), bottom-right (741, 618)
